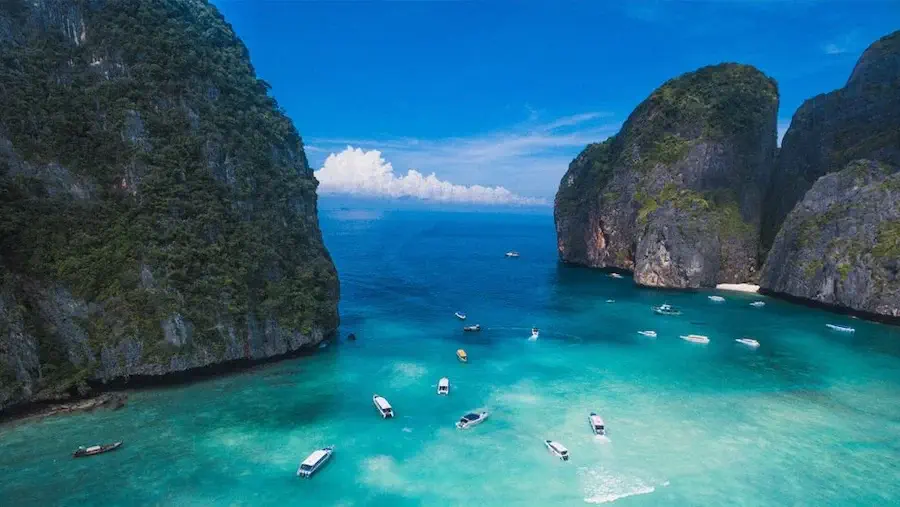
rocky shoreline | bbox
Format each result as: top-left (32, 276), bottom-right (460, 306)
top-left (554, 30), bottom-right (900, 318)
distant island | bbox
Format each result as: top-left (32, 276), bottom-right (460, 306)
top-left (554, 30), bottom-right (900, 321)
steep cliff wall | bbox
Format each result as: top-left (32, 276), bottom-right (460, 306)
top-left (0, 0), bottom-right (339, 411)
top-left (760, 161), bottom-right (900, 317)
top-left (761, 30), bottom-right (900, 249)
top-left (554, 64), bottom-right (778, 288)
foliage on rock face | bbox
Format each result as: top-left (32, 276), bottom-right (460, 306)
top-left (0, 0), bottom-right (338, 402)
top-left (555, 62), bottom-right (775, 285)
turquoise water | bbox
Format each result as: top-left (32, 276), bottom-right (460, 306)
top-left (3, 207), bottom-right (900, 506)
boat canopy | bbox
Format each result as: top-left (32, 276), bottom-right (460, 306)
top-left (439, 378), bottom-right (449, 387)
top-left (301, 450), bottom-right (328, 467)
top-left (374, 396), bottom-right (392, 411)
top-left (457, 349), bottom-right (467, 358)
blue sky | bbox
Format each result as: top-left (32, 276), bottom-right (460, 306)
top-left (211, 0), bottom-right (899, 204)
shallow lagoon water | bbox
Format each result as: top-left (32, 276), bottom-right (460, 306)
top-left (2, 207), bottom-right (900, 506)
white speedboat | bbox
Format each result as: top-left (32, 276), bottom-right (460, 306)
top-left (610, 273), bottom-right (624, 279)
top-left (505, 251), bottom-right (520, 258)
top-left (826, 324), bottom-right (855, 333)
top-left (680, 334), bottom-right (710, 344)
top-left (708, 295), bottom-right (725, 302)
top-left (463, 324), bottom-right (481, 333)
top-left (455, 311), bottom-right (467, 320)
top-left (297, 446), bottom-right (334, 478)
top-left (588, 412), bottom-right (606, 436)
top-left (653, 303), bottom-right (681, 316)
top-left (606, 299), bottom-right (615, 303)
top-left (735, 338), bottom-right (760, 348)
top-left (530, 327), bottom-right (539, 340)
top-left (544, 440), bottom-right (570, 461)
top-left (456, 411), bottom-right (489, 429)
top-left (373, 394), bottom-right (394, 419)
top-left (637, 330), bottom-right (657, 338)
top-left (750, 301), bottom-right (766, 308)
top-left (437, 377), bottom-right (450, 395)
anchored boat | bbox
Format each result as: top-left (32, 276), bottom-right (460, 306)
top-left (653, 303), bottom-right (681, 316)
top-left (530, 327), bottom-right (539, 340)
top-left (455, 311), bottom-right (467, 320)
top-left (456, 349), bottom-right (468, 363)
top-left (456, 411), bottom-right (489, 429)
top-left (708, 295), bottom-right (725, 302)
top-left (505, 251), bottom-right (520, 258)
top-left (544, 440), bottom-right (570, 461)
top-left (588, 412), bottom-right (606, 436)
top-left (680, 334), bottom-right (710, 344)
top-left (735, 338), bottom-right (760, 348)
top-left (373, 394), bottom-right (394, 419)
top-left (463, 324), bottom-right (481, 333)
top-left (750, 301), bottom-right (766, 308)
top-left (297, 446), bottom-right (334, 478)
top-left (637, 330), bottom-right (657, 338)
top-left (437, 377), bottom-right (450, 395)
top-left (72, 442), bottom-right (122, 458)
top-left (826, 324), bottom-right (855, 333)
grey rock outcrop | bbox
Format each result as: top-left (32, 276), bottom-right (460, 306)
top-left (761, 30), bottom-right (900, 249)
top-left (555, 63), bottom-right (778, 288)
top-left (760, 161), bottom-right (900, 317)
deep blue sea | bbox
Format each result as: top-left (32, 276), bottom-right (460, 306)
top-left (3, 205), bottom-right (900, 506)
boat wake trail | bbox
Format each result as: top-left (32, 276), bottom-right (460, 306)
top-left (578, 466), bottom-right (661, 504)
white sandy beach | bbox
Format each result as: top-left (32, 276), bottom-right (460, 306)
top-left (715, 283), bottom-right (760, 293)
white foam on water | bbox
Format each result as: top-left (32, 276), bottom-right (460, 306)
top-left (579, 466), bottom-right (660, 504)
top-left (360, 455), bottom-right (416, 493)
top-left (594, 434), bottom-right (611, 444)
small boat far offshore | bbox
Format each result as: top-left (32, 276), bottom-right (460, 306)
top-left (505, 251), bottom-right (520, 258)
top-left (637, 330), bottom-right (657, 338)
top-left (463, 324), bottom-right (481, 333)
top-left (653, 303), bottom-right (681, 316)
top-left (455, 311), bottom-right (467, 320)
top-left (530, 327), bottom-right (539, 340)
top-left (680, 334), bottom-right (710, 344)
top-left (72, 441), bottom-right (123, 458)
top-left (826, 324), bottom-right (855, 333)
top-left (735, 338), bottom-right (760, 348)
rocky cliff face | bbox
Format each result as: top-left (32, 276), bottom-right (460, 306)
top-left (760, 161), bottom-right (900, 317)
top-left (0, 0), bottom-right (339, 411)
top-left (554, 64), bottom-right (778, 288)
top-left (761, 31), bottom-right (900, 249)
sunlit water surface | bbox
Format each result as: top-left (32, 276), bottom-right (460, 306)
top-left (3, 206), bottom-right (900, 506)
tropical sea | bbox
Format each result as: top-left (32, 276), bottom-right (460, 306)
top-left (2, 204), bottom-right (900, 506)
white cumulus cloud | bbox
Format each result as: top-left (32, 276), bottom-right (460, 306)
top-left (314, 146), bottom-right (546, 205)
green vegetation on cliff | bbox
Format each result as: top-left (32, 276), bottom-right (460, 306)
top-left (0, 0), bottom-right (338, 405)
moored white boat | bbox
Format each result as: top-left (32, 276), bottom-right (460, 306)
top-left (455, 311), bottom-right (467, 320)
top-left (456, 411), bottom-right (489, 429)
top-left (297, 446), bottom-right (334, 478)
top-left (637, 330), bottom-right (657, 338)
top-left (680, 334), bottom-right (710, 344)
top-left (530, 327), bottom-right (539, 340)
top-left (437, 377), bottom-right (450, 395)
top-left (653, 303), bottom-right (681, 316)
top-left (456, 349), bottom-right (468, 362)
top-left (708, 295), bottom-right (725, 302)
top-left (463, 324), bottom-right (481, 332)
top-left (610, 273), bottom-right (624, 279)
top-left (826, 324), bottom-right (855, 333)
top-left (505, 251), bottom-right (520, 258)
top-left (750, 301), bottom-right (766, 308)
top-left (735, 338), bottom-right (760, 348)
top-left (544, 440), bottom-right (570, 461)
top-left (588, 412), bottom-right (606, 436)
top-left (373, 394), bottom-right (394, 418)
